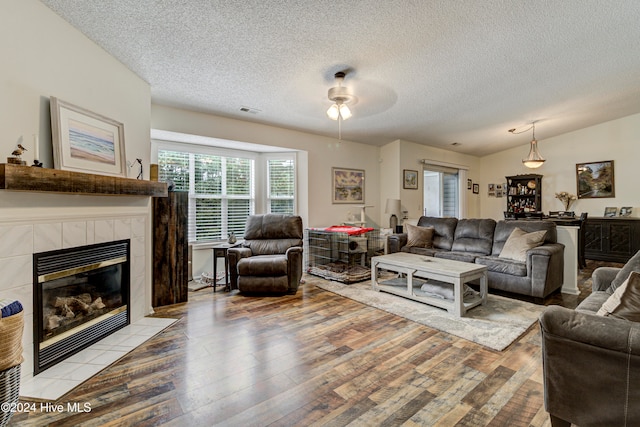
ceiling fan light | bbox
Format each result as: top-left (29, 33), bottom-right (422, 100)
top-left (339, 103), bottom-right (352, 120)
top-left (522, 139), bottom-right (545, 168)
top-left (327, 104), bottom-right (340, 120)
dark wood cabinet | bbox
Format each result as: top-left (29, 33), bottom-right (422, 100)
top-left (584, 216), bottom-right (640, 263)
top-left (506, 174), bottom-right (543, 214)
top-left (152, 191), bottom-right (189, 307)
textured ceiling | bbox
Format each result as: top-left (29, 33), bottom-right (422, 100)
top-left (41, 0), bottom-right (640, 156)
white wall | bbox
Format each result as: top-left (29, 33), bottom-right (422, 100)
top-left (392, 139), bottom-right (482, 220)
top-left (0, 1), bottom-right (154, 377)
top-left (479, 113), bottom-right (640, 220)
top-left (151, 104), bottom-right (381, 228)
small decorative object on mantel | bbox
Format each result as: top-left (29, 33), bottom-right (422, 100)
top-left (228, 232), bottom-right (237, 244)
top-left (604, 207), bottom-right (618, 217)
top-left (32, 134), bottom-right (42, 167)
top-left (128, 158), bottom-right (143, 179)
top-left (7, 143), bottom-right (27, 165)
top-left (555, 191), bottom-right (577, 211)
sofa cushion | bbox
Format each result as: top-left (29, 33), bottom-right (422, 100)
top-left (597, 271), bottom-right (640, 321)
top-left (576, 291), bottom-right (612, 314)
top-left (406, 223), bottom-right (434, 248)
top-left (434, 251), bottom-right (482, 263)
top-left (492, 220), bottom-right (557, 256)
top-left (238, 255), bottom-right (288, 276)
top-left (498, 227), bottom-right (547, 262)
top-left (416, 216), bottom-right (458, 250)
top-left (401, 246), bottom-right (439, 256)
top-left (609, 249), bottom-right (640, 292)
top-left (450, 218), bottom-right (496, 255)
top-left (475, 256), bottom-right (527, 277)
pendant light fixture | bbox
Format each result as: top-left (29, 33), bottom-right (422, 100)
top-left (509, 121), bottom-right (546, 169)
top-left (327, 71), bottom-right (356, 140)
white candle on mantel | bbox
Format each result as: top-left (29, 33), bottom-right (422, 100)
top-left (33, 134), bottom-right (39, 160)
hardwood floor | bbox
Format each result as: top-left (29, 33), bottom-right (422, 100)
top-left (11, 260), bottom-right (619, 427)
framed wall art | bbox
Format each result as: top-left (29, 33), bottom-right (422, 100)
top-left (620, 207), bottom-right (633, 217)
top-left (50, 97), bottom-right (127, 177)
top-left (332, 167), bottom-right (365, 204)
top-left (576, 160), bottom-right (615, 199)
top-left (473, 183), bottom-right (479, 194)
top-left (403, 169), bottom-right (418, 189)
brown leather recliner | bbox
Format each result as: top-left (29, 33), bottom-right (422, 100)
top-left (228, 214), bottom-right (303, 294)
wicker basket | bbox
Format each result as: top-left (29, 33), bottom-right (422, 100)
top-left (0, 310), bottom-right (24, 372)
top-left (0, 364), bottom-right (20, 427)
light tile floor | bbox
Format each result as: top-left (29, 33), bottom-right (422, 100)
top-left (19, 317), bottom-right (177, 401)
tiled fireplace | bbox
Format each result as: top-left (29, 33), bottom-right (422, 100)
top-left (0, 199), bottom-right (151, 381)
top-left (33, 239), bottom-right (131, 374)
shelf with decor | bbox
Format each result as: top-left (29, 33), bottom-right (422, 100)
top-left (505, 174), bottom-right (542, 214)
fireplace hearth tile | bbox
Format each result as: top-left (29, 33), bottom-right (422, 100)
top-left (19, 316), bottom-right (178, 401)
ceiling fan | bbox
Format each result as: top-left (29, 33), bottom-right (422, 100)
top-left (326, 71), bottom-right (357, 139)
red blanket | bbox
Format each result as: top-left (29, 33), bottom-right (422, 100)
top-left (323, 225), bottom-right (374, 236)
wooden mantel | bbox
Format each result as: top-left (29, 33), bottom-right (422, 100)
top-left (0, 163), bottom-right (167, 197)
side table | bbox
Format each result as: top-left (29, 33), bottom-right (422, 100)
top-left (212, 241), bottom-right (242, 292)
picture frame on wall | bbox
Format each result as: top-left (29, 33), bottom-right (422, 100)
top-left (467, 179), bottom-right (472, 190)
top-left (50, 97), bottom-right (127, 177)
top-left (332, 167), bottom-right (365, 204)
top-left (403, 169), bottom-right (418, 189)
top-left (576, 160), bottom-right (615, 199)
top-left (473, 183), bottom-right (479, 194)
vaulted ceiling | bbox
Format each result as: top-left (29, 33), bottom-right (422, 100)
top-left (41, 1), bottom-right (640, 156)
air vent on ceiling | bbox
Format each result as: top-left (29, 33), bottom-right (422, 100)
top-left (240, 106), bottom-right (261, 114)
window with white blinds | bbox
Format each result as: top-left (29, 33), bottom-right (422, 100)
top-left (267, 158), bottom-right (295, 214)
top-left (158, 150), bottom-right (255, 241)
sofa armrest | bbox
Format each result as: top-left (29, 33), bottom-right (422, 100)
top-left (539, 306), bottom-right (640, 426)
top-left (387, 233), bottom-right (407, 253)
top-left (592, 267), bottom-right (621, 292)
top-left (228, 247), bottom-right (252, 290)
top-left (286, 246), bottom-right (304, 293)
top-left (527, 243), bottom-right (564, 297)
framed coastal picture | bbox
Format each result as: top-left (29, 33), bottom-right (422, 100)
top-left (403, 169), bottom-right (418, 189)
top-left (50, 97), bottom-right (126, 177)
top-left (576, 160), bottom-right (615, 199)
top-left (332, 167), bottom-right (365, 204)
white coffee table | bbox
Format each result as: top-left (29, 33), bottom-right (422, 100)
top-left (371, 252), bottom-right (488, 317)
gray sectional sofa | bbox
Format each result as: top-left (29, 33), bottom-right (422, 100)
top-left (539, 250), bottom-right (640, 426)
top-left (387, 217), bottom-right (565, 300)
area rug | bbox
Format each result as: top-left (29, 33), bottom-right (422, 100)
top-left (308, 276), bottom-right (543, 351)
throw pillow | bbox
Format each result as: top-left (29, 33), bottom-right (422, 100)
top-left (610, 249), bottom-right (640, 292)
top-left (498, 227), bottom-right (547, 262)
top-left (406, 224), bottom-right (434, 248)
top-left (597, 271), bottom-right (640, 321)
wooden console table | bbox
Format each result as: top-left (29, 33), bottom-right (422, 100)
top-left (584, 217), bottom-right (640, 263)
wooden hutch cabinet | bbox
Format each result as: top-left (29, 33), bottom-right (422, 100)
top-left (584, 216), bottom-right (640, 263)
top-left (506, 174), bottom-right (543, 214)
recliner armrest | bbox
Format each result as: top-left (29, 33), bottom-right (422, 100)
top-left (592, 267), bottom-right (621, 292)
top-left (286, 246), bottom-right (303, 293)
top-left (228, 247), bottom-right (253, 290)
